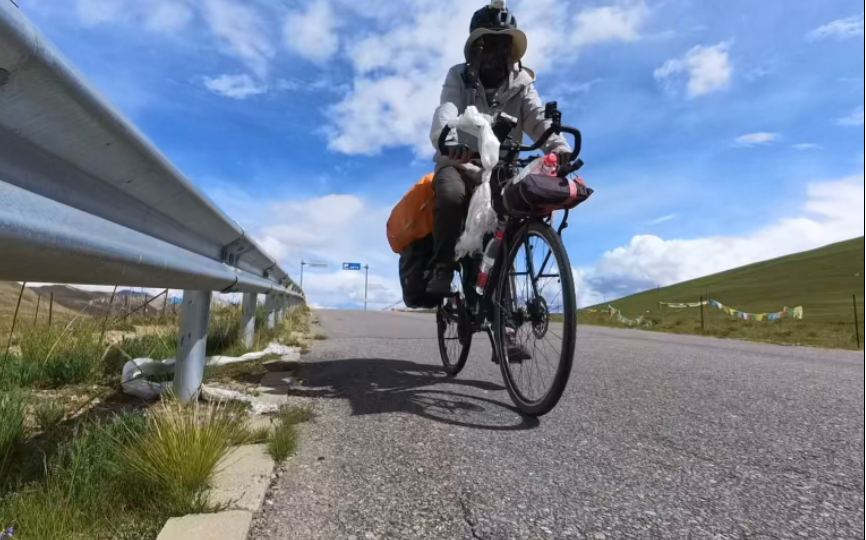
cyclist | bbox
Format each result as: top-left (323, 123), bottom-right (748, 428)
top-left (426, 0), bottom-right (572, 299)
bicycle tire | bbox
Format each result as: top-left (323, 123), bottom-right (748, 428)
top-left (494, 220), bottom-right (577, 416)
top-left (437, 296), bottom-right (472, 377)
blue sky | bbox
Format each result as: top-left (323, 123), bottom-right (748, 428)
top-left (20, 0), bottom-right (864, 308)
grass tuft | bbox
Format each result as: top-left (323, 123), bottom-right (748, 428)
top-left (276, 403), bottom-right (315, 426)
top-left (266, 404), bottom-right (314, 463)
top-left (267, 424), bottom-right (298, 462)
top-left (0, 391), bottom-right (28, 478)
top-left (112, 399), bottom-right (245, 516)
top-left (33, 399), bottom-right (65, 432)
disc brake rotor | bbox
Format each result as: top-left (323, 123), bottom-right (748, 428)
top-left (528, 296), bottom-right (550, 339)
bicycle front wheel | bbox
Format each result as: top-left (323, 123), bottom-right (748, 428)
top-left (494, 220), bottom-right (577, 416)
top-left (436, 272), bottom-right (472, 377)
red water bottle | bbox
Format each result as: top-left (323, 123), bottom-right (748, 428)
top-left (476, 228), bottom-right (505, 295)
top-left (538, 153), bottom-right (559, 176)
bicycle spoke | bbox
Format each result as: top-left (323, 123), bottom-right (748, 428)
top-left (498, 224), bottom-right (576, 407)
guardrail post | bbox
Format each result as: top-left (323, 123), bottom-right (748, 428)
top-left (242, 292), bottom-right (257, 349)
top-left (266, 295), bottom-right (276, 329)
top-left (174, 290), bottom-right (212, 403)
top-left (278, 297), bottom-right (287, 323)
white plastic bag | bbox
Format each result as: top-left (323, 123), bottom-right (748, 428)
top-left (451, 106), bottom-right (501, 259)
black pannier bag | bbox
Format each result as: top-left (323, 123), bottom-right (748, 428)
top-left (398, 235), bottom-right (440, 309)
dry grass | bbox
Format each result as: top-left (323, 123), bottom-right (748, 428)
top-left (267, 404), bottom-right (315, 463)
top-left (0, 399), bottom-right (253, 540)
top-left (113, 398), bottom-right (245, 515)
top-left (33, 399), bottom-right (65, 432)
top-left (0, 391), bottom-right (28, 480)
top-left (0, 300), bottom-right (312, 538)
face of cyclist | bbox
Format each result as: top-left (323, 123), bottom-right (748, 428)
top-left (476, 34), bottom-right (513, 89)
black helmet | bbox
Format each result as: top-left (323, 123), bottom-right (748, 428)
top-left (465, 2), bottom-right (527, 64)
top-left (470, 1), bottom-right (519, 33)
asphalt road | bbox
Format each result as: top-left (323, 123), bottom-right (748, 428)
top-left (251, 310), bottom-right (864, 540)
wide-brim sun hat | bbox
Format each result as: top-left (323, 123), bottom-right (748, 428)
top-left (464, 27), bottom-right (528, 64)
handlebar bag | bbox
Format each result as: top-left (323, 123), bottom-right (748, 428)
top-left (502, 174), bottom-right (593, 217)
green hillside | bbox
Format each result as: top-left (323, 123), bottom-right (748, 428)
top-left (580, 237), bottom-right (865, 350)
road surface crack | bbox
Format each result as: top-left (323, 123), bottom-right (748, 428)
top-left (459, 493), bottom-right (488, 540)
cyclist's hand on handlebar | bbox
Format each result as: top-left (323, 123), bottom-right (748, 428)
top-left (555, 150), bottom-right (575, 167)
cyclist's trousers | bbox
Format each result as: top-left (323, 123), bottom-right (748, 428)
top-left (432, 166), bottom-right (477, 266)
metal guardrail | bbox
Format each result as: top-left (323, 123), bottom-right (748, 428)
top-left (0, 1), bottom-right (304, 401)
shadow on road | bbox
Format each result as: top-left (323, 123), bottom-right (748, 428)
top-left (266, 357), bottom-right (540, 431)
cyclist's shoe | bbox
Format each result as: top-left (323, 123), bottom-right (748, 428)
top-left (505, 336), bottom-right (533, 364)
top-left (492, 327), bottom-right (532, 364)
top-left (426, 263), bottom-right (454, 298)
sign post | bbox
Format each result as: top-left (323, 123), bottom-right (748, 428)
top-left (364, 265), bottom-right (370, 311)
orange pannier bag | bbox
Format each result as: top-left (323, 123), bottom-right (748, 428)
top-left (387, 173), bottom-right (435, 254)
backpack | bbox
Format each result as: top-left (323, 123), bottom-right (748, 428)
top-left (387, 174), bottom-right (435, 254)
top-left (501, 173), bottom-right (593, 216)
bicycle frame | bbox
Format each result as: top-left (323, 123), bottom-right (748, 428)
top-left (444, 210), bottom-right (568, 332)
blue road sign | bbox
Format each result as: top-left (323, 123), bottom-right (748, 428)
top-left (343, 263), bottom-right (362, 271)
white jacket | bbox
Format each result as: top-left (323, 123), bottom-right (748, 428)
top-left (430, 63), bottom-right (571, 173)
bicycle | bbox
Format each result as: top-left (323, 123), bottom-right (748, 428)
top-left (435, 102), bottom-right (589, 417)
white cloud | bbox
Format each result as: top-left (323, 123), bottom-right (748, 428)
top-left (201, 0), bottom-right (275, 78)
top-left (302, 271), bottom-right (402, 310)
top-left (655, 41), bottom-right (733, 97)
top-left (327, 0), bottom-right (651, 156)
top-left (793, 143), bottom-right (822, 151)
top-left (574, 2), bottom-right (647, 46)
top-left (807, 14), bottom-right (864, 41)
top-left (576, 175), bottom-right (865, 305)
top-left (284, 0), bottom-right (341, 64)
top-left (203, 183), bottom-right (401, 308)
top-left (75, 0), bottom-right (125, 26)
top-left (74, 0), bottom-right (193, 32)
top-left (326, 0), bottom-right (478, 155)
top-left (647, 214), bottom-right (677, 225)
top-left (203, 74), bottom-right (269, 99)
top-left (735, 132), bottom-right (778, 146)
top-left (838, 106), bottom-right (864, 126)
top-left (144, 2), bottom-right (194, 32)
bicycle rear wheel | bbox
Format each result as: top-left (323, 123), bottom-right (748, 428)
top-left (436, 273), bottom-right (472, 376)
top-left (494, 220), bottom-right (577, 416)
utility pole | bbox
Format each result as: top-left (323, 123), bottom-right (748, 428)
top-left (364, 265), bottom-right (370, 311)
top-left (300, 261), bottom-right (306, 290)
